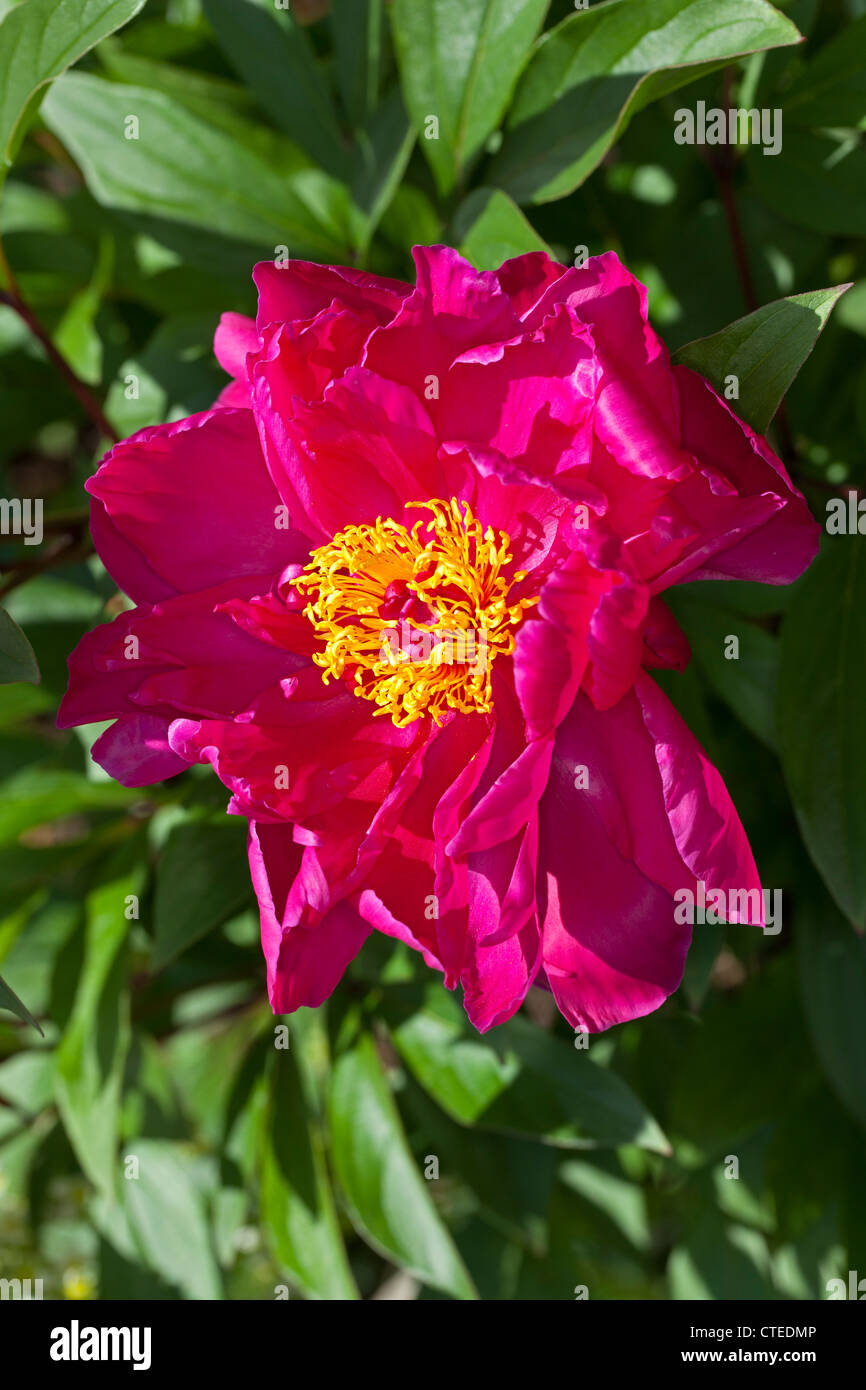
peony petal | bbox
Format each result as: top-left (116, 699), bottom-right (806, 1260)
top-left (58, 581), bottom-right (300, 730)
top-left (461, 895), bottom-right (542, 1028)
top-left (363, 245), bottom-right (518, 431)
top-left (250, 302), bottom-right (384, 434)
top-left (87, 409), bottom-right (306, 596)
top-left (539, 740), bottom-right (691, 1032)
top-left (89, 496), bottom-right (175, 606)
top-left (669, 367), bottom-right (820, 586)
top-left (634, 671), bottom-right (762, 903)
top-left (496, 250), bottom-right (567, 320)
top-left (359, 713), bottom-right (494, 983)
top-left (461, 907), bottom-right (542, 1032)
top-left (272, 368), bottom-right (443, 538)
top-left (539, 673), bottom-right (764, 1031)
top-left (253, 258), bottom-right (408, 331)
top-left (214, 311), bottom-right (258, 381)
top-left (91, 713), bottom-right (188, 786)
top-left (641, 596), bottom-right (691, 671)
top-left (248, 820), bottom-right (370, 1011)
top-left (169, 668), bottom-right (426, 832)
top-left (439, 303), bottom-right (597, 481)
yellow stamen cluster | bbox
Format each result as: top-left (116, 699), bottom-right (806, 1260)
top-left (293, 498), bottom-right (537, 726)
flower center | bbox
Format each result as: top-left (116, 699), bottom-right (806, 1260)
top-left (294, 498), bottom-right (537, 726)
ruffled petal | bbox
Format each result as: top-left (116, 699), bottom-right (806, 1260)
top-left (667, 367), bottom-right (820, 586)
top-left (253, 258), bottom-right (408, 331)
top-left (87, 408), bottom-right (307, 596)
top-left (89, 496), bottom-right (174, 606)
top-left (359, 712), bottom-right (495, 982)
top-left (250, 305), bottom-right (381, 431)
top-left (248, 820), bottom-right (371, 1011)
top-left (539, 675), bottom-right (761, 1031)
top-left (58, 581), bottom-right (299, 730)
top-left (214, 311), bottom-right (257, 382)
top-left (91, 713), bottom-right (188, 786)
top-left (461, 904), bottom-right (542, 1032)
top-left (363, 245), bottom-right (518, 431)
top-left (633, 671), bottom-right (762, 901)
top-left (169, 667), bottom-right (426, 830)
top-left (439, 303), bottom-right (597, 481)
top-left (495, 250), bottom-right (567, 320)
top-left (258, 367), bottom-right (443, 540)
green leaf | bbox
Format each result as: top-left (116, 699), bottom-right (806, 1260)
top-left (0, 1047), bottom-right (53, 1111)
top-left (105, 312), bottom-right (224, 438)
top-left (0, 969), bottom-right (43, 1032)
top-left (456, 187), bottom-right (551, 271)
top-left (748, 129), bottom-right (866, 237)
top-left (329, 1031), bottom-right (478, 1299)
top-left (681, 917), bottom-right (725, 1012)
top-left (202, 0), bottom-right (349, 179)
top-left (95, 39), bottom-right (315, 177)
top-left (673, 577), bottom-right (794, 621)
top-left (260, 1048), bottom-right (358, 1300)
top-left (331, 0), bottom-right (383, 129)
top-left (837, 280), bottom-right (866, 339)
top-left (52, 285), bottom-right (103, 385)
top-left (53, 234), bottom-right (113, 386)
top-left (120, 1140), bottom-right (223, 1299)
top-left (404, 1073), bottom-right (558, 1250)
top-left (671, 956), bottom-right (816, 1157)
top-left (390, 0), bottom-right (549, 195)
top-left (778, 538), bottom-right (866, 927)
top-left (673, 286), bottom-right (850, 433)
top-left (784, 13), bottom-right (866, 131)
top-left (96, 35), bottom-right (257, 121)
top-left (388, 988), bottom-right (670, 1153)
top-left (42, 73), bottom-right (353, 258)
top-left (668, 1210), bottom-right (776, 1300)
top-left (165, 1008), bottom-right (265, 1148)
top-left (379, 182), bottom-right (443, 254)
top-left (797, 886), bottom-right (866, 1133)
top-left (666, 590), bottom-right (779, 749)
top-left (96, 1231), bottom-right (178, 1300)
top-left (559, 1158), bottom-right (651, 1251)
top-left (0, 1113), bottom-right (55, 1201)
top-left (350, 87), bottom-right (415, 256)
top-left (54, 867), bottom-right (140, 1195)
top-left (489, 0), bottom-right (802, 204)
top-left (0, 0), bottom-right (146, 167)
top-left (152, 818), bottom-right (252, 969)
top-left (0, 606), bottom-right (39, 685)
top-left (0, 767), bottom-right (134, 848)
top-left (0, 178), bottom-right (70, 235)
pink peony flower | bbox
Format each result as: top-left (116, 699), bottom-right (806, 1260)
top-left (59, 248), bottom-right (818, 1032)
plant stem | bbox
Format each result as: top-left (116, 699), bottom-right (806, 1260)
top-left (0, 237), bottom-right (118, 444)
top-left (716, 67), bottom-right (758, 315)
top-left (0, 533), bottom-right (93, 600)
top-left (712, 68), bottom-right (799, 465)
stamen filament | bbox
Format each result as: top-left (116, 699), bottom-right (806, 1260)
top-left (293, 498), bottom-right (536, 726)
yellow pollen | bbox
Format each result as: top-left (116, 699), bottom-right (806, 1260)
top-left (293, 498), bottom-right (537, 726)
